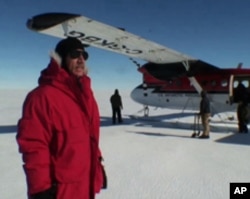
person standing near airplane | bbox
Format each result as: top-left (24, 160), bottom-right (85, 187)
top-left (234, 82), bottom-right (247, 103)
top-left (234, 81), bottom-right (249, 133)
top-left (237, 100), bottom-right (249, 133)
top-left (16, 37), bottom-right (107, 199)
top-left (235, 82), bottom-right (248, 133)
top-left (110, 89), bottom-right (123, 124)
top-left (199, 90), bottom-right (211, 139)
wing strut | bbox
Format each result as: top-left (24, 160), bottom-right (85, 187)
top-left (182, 61), bottom-right (203, 94)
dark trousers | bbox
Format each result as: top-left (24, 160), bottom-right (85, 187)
top-left (238, 121), bottom-right (248, 133)
top-left (112, 107), bottom-right (122, 124)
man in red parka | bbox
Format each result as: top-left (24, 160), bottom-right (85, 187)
top-left (16, 37), bottom-right (107, 199)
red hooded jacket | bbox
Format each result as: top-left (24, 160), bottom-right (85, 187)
top-left (16, 57), bottom-right (104, 199)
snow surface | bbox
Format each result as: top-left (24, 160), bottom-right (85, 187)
top-left (0, 89), bottom-right (249, 199)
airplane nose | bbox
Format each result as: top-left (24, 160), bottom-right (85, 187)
top-left (130, 86), bottom-right (138, 102)
top-left (130, 86), bottom-right (140, 103)
top-left (130, 84), bottom-right (146, 104)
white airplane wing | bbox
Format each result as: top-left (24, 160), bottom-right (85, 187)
top-left (27, 13), bottom-right (195, 64)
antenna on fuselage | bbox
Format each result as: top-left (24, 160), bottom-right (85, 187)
top-left (237, 62), bottom-right (243, 69)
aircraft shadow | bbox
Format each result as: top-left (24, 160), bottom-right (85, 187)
top-left (0, 125), bottom-right (17, 134)
top-left (101, 113), bottom-right (238, 134)
top-left (127, 129), bottom-right (250, 146)
top-left (126, 130), bottom-right (190, 139)
top-left (131, 117), bottom-right (238, 134)
top-left (100, 116), bottom-right (138, 127)
top-left (100, 112), bottom-right (196, 127)
top-left (215, 133), bottom-right (250, 146)
top-left (120, 113), bottom-right (249, 146)
top-left (125, 112), bottom-right (195, 121)
top-left (101, 112), bottom-right (194, 126)
top-left (140, 121), bottom-right (249, 146)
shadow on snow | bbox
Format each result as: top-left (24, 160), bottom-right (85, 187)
top-left (101, 113), bottom-right (250, 146)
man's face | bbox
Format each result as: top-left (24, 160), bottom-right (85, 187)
top-left (65, 49), bottom-right (87, 77)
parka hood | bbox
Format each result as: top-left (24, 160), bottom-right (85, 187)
top-left (38, 51), bottom-right (66, 85)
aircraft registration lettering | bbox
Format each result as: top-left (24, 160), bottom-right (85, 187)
top-left (67, 31), bottom-right (143, 55)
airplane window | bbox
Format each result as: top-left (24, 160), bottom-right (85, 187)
top-left (233, 81), bottom-right (239, 88)
top-left (176, 80), bottom-right (181, 87)
top-left (168, 80), bottom-right (173, 85)
top-left (242, 80), bottom-right (249, 88)
top-left (234, 80), bottom-right (249, 88)
top-left (221, 79), bottom-right (228, 87)
top-left (201, 81), bottom-right (207, 86)
top-left (211, 80), bottom-right (216, 87)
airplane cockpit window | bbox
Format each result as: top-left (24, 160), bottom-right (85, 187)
top-left (221, 79), bottom-right (228, 87)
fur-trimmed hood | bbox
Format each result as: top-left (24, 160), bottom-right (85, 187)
top-left (38, 51), bottom-right (67, 86)
top-left (50, 51), bottom-right (62, 66)
top-left (38, 50), bottom-right (92, 97)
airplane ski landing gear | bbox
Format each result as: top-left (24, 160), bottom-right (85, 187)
top-left (144, 105), bottom-right (149, 117)
top-left (131, 105), bottom-right (149, 118)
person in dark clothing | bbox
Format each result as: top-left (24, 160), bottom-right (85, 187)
top-left (237, 101), bottom-right (249, 133)
top-left (199, 90), bottom-right (211, 139)
top-left (234, 82), bottom-right (247, 103)
top-left (110, 89), bottom-right (123, 124)
top-left (234, 82), bottom-right (249, 133)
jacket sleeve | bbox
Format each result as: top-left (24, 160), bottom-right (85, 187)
top-left (16, 92), bottom-right (53, 195)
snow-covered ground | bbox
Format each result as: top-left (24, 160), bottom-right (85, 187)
top-left (0, 89), bottom-right (249, 199)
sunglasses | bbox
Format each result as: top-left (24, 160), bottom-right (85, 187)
top-left (68, 50), bottom-right (88, 60)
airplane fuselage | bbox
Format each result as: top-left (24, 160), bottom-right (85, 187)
top-left (131, 61), bottom-right (250, 114)
top-left (131, 86), bottom-right (236, 114)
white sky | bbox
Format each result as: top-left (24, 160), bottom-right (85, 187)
top-left (0, 89), bottom-right (250, 199)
